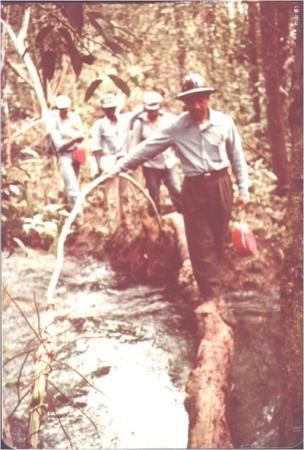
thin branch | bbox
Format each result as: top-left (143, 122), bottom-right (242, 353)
top-left (33, 293), bottom-right (42, 339)
top-left (8, 386), bottom-right (32, 420)
top-left (47, 401), bottom-right (74, 449)
top-left (7, 60), bottom-right (34, 87)
top-left (0, 6), bottom-right (10, 75)
top-left (3, 290), bottom-right (56, 364)
top-left (47, 173), bottom-right (115, 304)
top-left (17, 351), bottom-right (31, 403)
top-left (4, 287), bottom-right (41, 342)
top-left (56, 334), bottom-right (107, 354)
top-left (0, 17), bottom-right (18, 49)
top-left (48, 379), bottom-right (99, 432)
top-left (4, 315), bottom-right (91, 363)
top-left (47, 173), bottom-right (161, 305)
top-left (119, 173), bottom-right (162, 226)
top-left (3, 347), bottom-right (36, 367)
top-left (50, 320), bottom-right (82, 341)
top-left (18, 6), bottom-right (30, 43)
top-left (10, 355), bottom-right (55, 395)
top-left (6, 165), bottom-right (32, 179)
top-left (4, 333), bottom-right (105, 368)
top-left (3, 117), bottom-right (45, 145)
top-left (52, 358), bottom-right (105, 397)
top-left (1, 13), bottom-right (48, 115)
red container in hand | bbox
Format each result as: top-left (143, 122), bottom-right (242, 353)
top-left (72, 148), bottom-right (86, 165)
top-left (231, 222), bottom-right (257, 256)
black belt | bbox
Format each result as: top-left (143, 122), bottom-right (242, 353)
top-left (187, 167), bottom-right (228, 181)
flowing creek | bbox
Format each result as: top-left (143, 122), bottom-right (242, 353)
top-left (3, 250), bottom-right (281, 449)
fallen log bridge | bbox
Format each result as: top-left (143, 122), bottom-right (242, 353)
top-left (167, 212), bottom-right (234, 449)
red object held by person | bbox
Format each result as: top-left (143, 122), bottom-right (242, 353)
top-left (231, 222), bottom-right (257, 256)
top-left (72, 148), bottom-right (86, 165)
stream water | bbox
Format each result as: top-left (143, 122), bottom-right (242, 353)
top-left (3, 250), bottom-right (281, 449)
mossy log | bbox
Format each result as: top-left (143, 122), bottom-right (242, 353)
top-left (167, 212), bottom-right (234, 449)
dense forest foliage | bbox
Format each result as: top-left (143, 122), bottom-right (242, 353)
top-left (1, 1), bottom-right (302, 448)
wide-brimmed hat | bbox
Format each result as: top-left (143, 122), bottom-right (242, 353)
top-left (100, 94), bottom-right (118, 109)
top-left (176, 73), bottom-right (215, 100)
top-left (55, 95), bottom-right (71, 109)
top-left (143, 91), bottom-right (163, 111)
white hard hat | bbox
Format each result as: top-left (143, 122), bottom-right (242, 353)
top-left (143, 91), bottom-right (163, 111)
top-left (100, 93), bottom-right (118, 109)
top-left (176, 73), bottom-right (215, 100)
top-left (55, 95), bottom-right (71, 109)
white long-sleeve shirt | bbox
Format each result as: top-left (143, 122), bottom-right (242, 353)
top-left (49, 110), bottom-right (83, 152)
top-left (131, 110), bottom-right (178, 170)
top-left (90, 113), bottom-right (131, 156)
top-left (117, 108), bottom-right (250, 196)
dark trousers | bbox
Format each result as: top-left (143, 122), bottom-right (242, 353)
top-left (142, 166), bottom-right (182, 213)
top-left (182, 171), bottom-right (233, 300)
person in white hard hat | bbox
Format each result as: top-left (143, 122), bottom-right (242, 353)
top-left (90, 93), bottom-right (131, 224)
top-left (130, 90), bottom-right (182, 214)
top-left (105, 74), bottom-right (251, 313)
top-left (49, 95), bottom-right (86, 209)
top-left (91, 94), bottom-right (128, 172)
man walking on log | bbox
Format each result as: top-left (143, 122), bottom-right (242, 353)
top-left (106, 74), bottom-right (250, 312)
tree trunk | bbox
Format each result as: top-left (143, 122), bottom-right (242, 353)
top-left (259, 2), bottom-right (289, 193)
top-left (247, 2), bottom-right (261, 122)
top-left (276, 2), bottom-right (291, 93)
top-left (2, 6), bottom-right (48, 117)
top-left (173, 6), bottom-right (187, 84)
top-left (167, 213), bottom-right (234, 449)
top-left (1, 6), bottom-right (11, 164)
top-left (277, 2), bottom-right (293, 139)
top-left (279, 2), bottom-right (303, 447)
top-left (185, 309), bottom-right (234, 449)
top-left (1, 6), bottom-right (49, 166)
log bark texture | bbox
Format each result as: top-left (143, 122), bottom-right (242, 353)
top-left (167, 212), bottom-right (234, 449)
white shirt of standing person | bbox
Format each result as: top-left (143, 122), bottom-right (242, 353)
top-left (90, 112), bottom-right (132, 175)
top-left (49, 110), bottom-right (84, 153)
top-left (131, 110), bottom-right (178, 170)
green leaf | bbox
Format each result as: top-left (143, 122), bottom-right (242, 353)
top-left (113, 34), bottom-right (134, 50)
top-left (69, 50), bottom-right (82, 77)
top-left (81, 54), bottom-right (96, 65)
top-left (89, 15), bottom-right (113, 37)
top-left (41, 50), bottom-right (56, 81)
top-left (104, 38), bottom-right (124, 55)
top-left (35, 25), bottom-right (54, 45)
top-left (110, 21), bottom-right (137, 39)
top-left (61, 4), bottom-right (84, 34)
top-left (108, 74), bottom-right (130, 96)
top-left (89, 16), bottom-right (123, 55)
top-left (84, 79), bottom-right (103, 102)
top-left (58, 27), bottom-right (83, 77)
